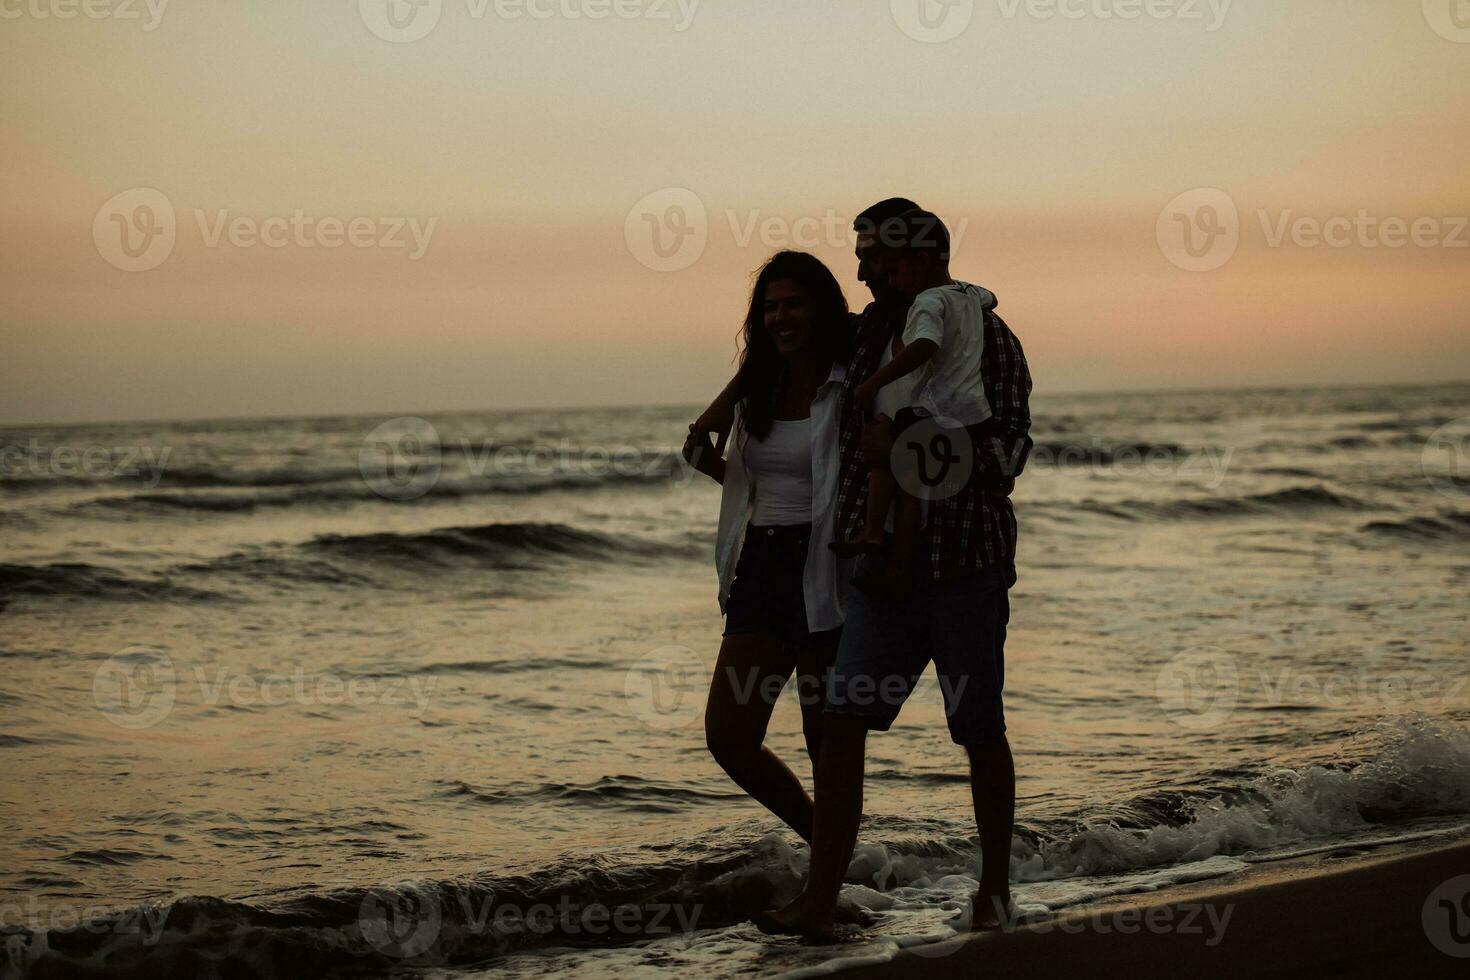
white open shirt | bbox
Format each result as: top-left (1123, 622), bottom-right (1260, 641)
top-left (714, 360), bottom-right (848, 633)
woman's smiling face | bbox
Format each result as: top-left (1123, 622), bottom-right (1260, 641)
top-left (763, 278), bottom-right (816, 356)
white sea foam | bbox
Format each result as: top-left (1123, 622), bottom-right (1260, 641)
top-left (755, 717), bottom-right (1467, 978)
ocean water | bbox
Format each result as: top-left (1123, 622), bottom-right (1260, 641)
top-left (3, 383), bottom-right (1470, 977)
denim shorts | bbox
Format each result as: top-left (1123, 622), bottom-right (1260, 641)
top-left (724, 523), bottom-right (841, 651)
top-left (825, 552), bottom-right (1015, 745)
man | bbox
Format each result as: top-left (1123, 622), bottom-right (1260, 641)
top-left (691, 197), bottom-right (1033, 940)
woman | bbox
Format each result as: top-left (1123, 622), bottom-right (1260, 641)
top-left (683, 250), bottom-right (852, 845)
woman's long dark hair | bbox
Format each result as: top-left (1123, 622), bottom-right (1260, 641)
top-left (735, 251), bottom-right (851, 441)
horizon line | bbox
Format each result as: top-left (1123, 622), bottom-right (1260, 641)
top-left (3, 376), bottom-right (1468, 431)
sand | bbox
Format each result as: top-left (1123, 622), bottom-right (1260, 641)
top-left (834, 836), bottom-right (1470, 979)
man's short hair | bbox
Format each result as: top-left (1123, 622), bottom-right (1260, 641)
top-left (892, 208), bottom-right (951, 261)
top-left (853, 197), bottom-right (921, 238)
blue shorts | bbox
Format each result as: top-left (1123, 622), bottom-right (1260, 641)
top-left (825, 556), bottom-right (1014, 745)
top-left (723, 523), bottom-right (842, 651)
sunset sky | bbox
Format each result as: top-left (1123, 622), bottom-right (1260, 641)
top-left (3, 1), bottom-right (1467, 424)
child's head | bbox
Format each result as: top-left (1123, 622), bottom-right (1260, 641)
top-left (885, 209), bottom-right (952, 299)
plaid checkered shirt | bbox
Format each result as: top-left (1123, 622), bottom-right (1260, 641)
top-left (833, 293), bottom-right (1034, 581)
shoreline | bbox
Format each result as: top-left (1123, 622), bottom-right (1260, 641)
top-left (818, 834), bottom-right (1470, 979)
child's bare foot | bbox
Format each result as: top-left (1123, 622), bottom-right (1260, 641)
top-left (751, 894), bottom-right (837, 943)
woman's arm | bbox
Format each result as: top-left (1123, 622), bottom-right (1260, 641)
top-left (682, 428), bottom-right (727, 485)
top-left (690, 372), bottom-right (744, 440)
top-left (683, 371), bottom-right (744, 483)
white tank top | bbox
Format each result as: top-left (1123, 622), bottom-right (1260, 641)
top-left (744, 418), bottom-right (814, 526)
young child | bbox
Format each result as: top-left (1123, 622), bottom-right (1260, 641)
top-left (831, 209), bottom-right (993, 597)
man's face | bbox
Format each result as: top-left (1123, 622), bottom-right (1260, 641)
top-left (855, 231), bottom-right (898, 307)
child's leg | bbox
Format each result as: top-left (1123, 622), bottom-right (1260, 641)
top-left (862, 466), bottom-right (896, 545)
top-left (850, 407), bottom-right (922, 598)
top-left (889, 487), bottom-right (920, 579)
top-left (887, 407), bottom-right (925, 580)
top-left (851, 484), bottom-right (917, 600)
top-left (831, 453), bottom-right (894, 556)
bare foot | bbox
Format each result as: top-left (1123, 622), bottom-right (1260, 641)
top-left (751, 895), bottom-right (837, 943)
top-left (969, 889), bottom-right (1012, 931)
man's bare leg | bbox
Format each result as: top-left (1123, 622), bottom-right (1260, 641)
top-left (754, 713), bottom-right (869, 941)
top-left (966, 735), bottom-right (1015, 929)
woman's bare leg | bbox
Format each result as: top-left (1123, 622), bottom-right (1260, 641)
top-left (704, 632), bottom-right (814, 844)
